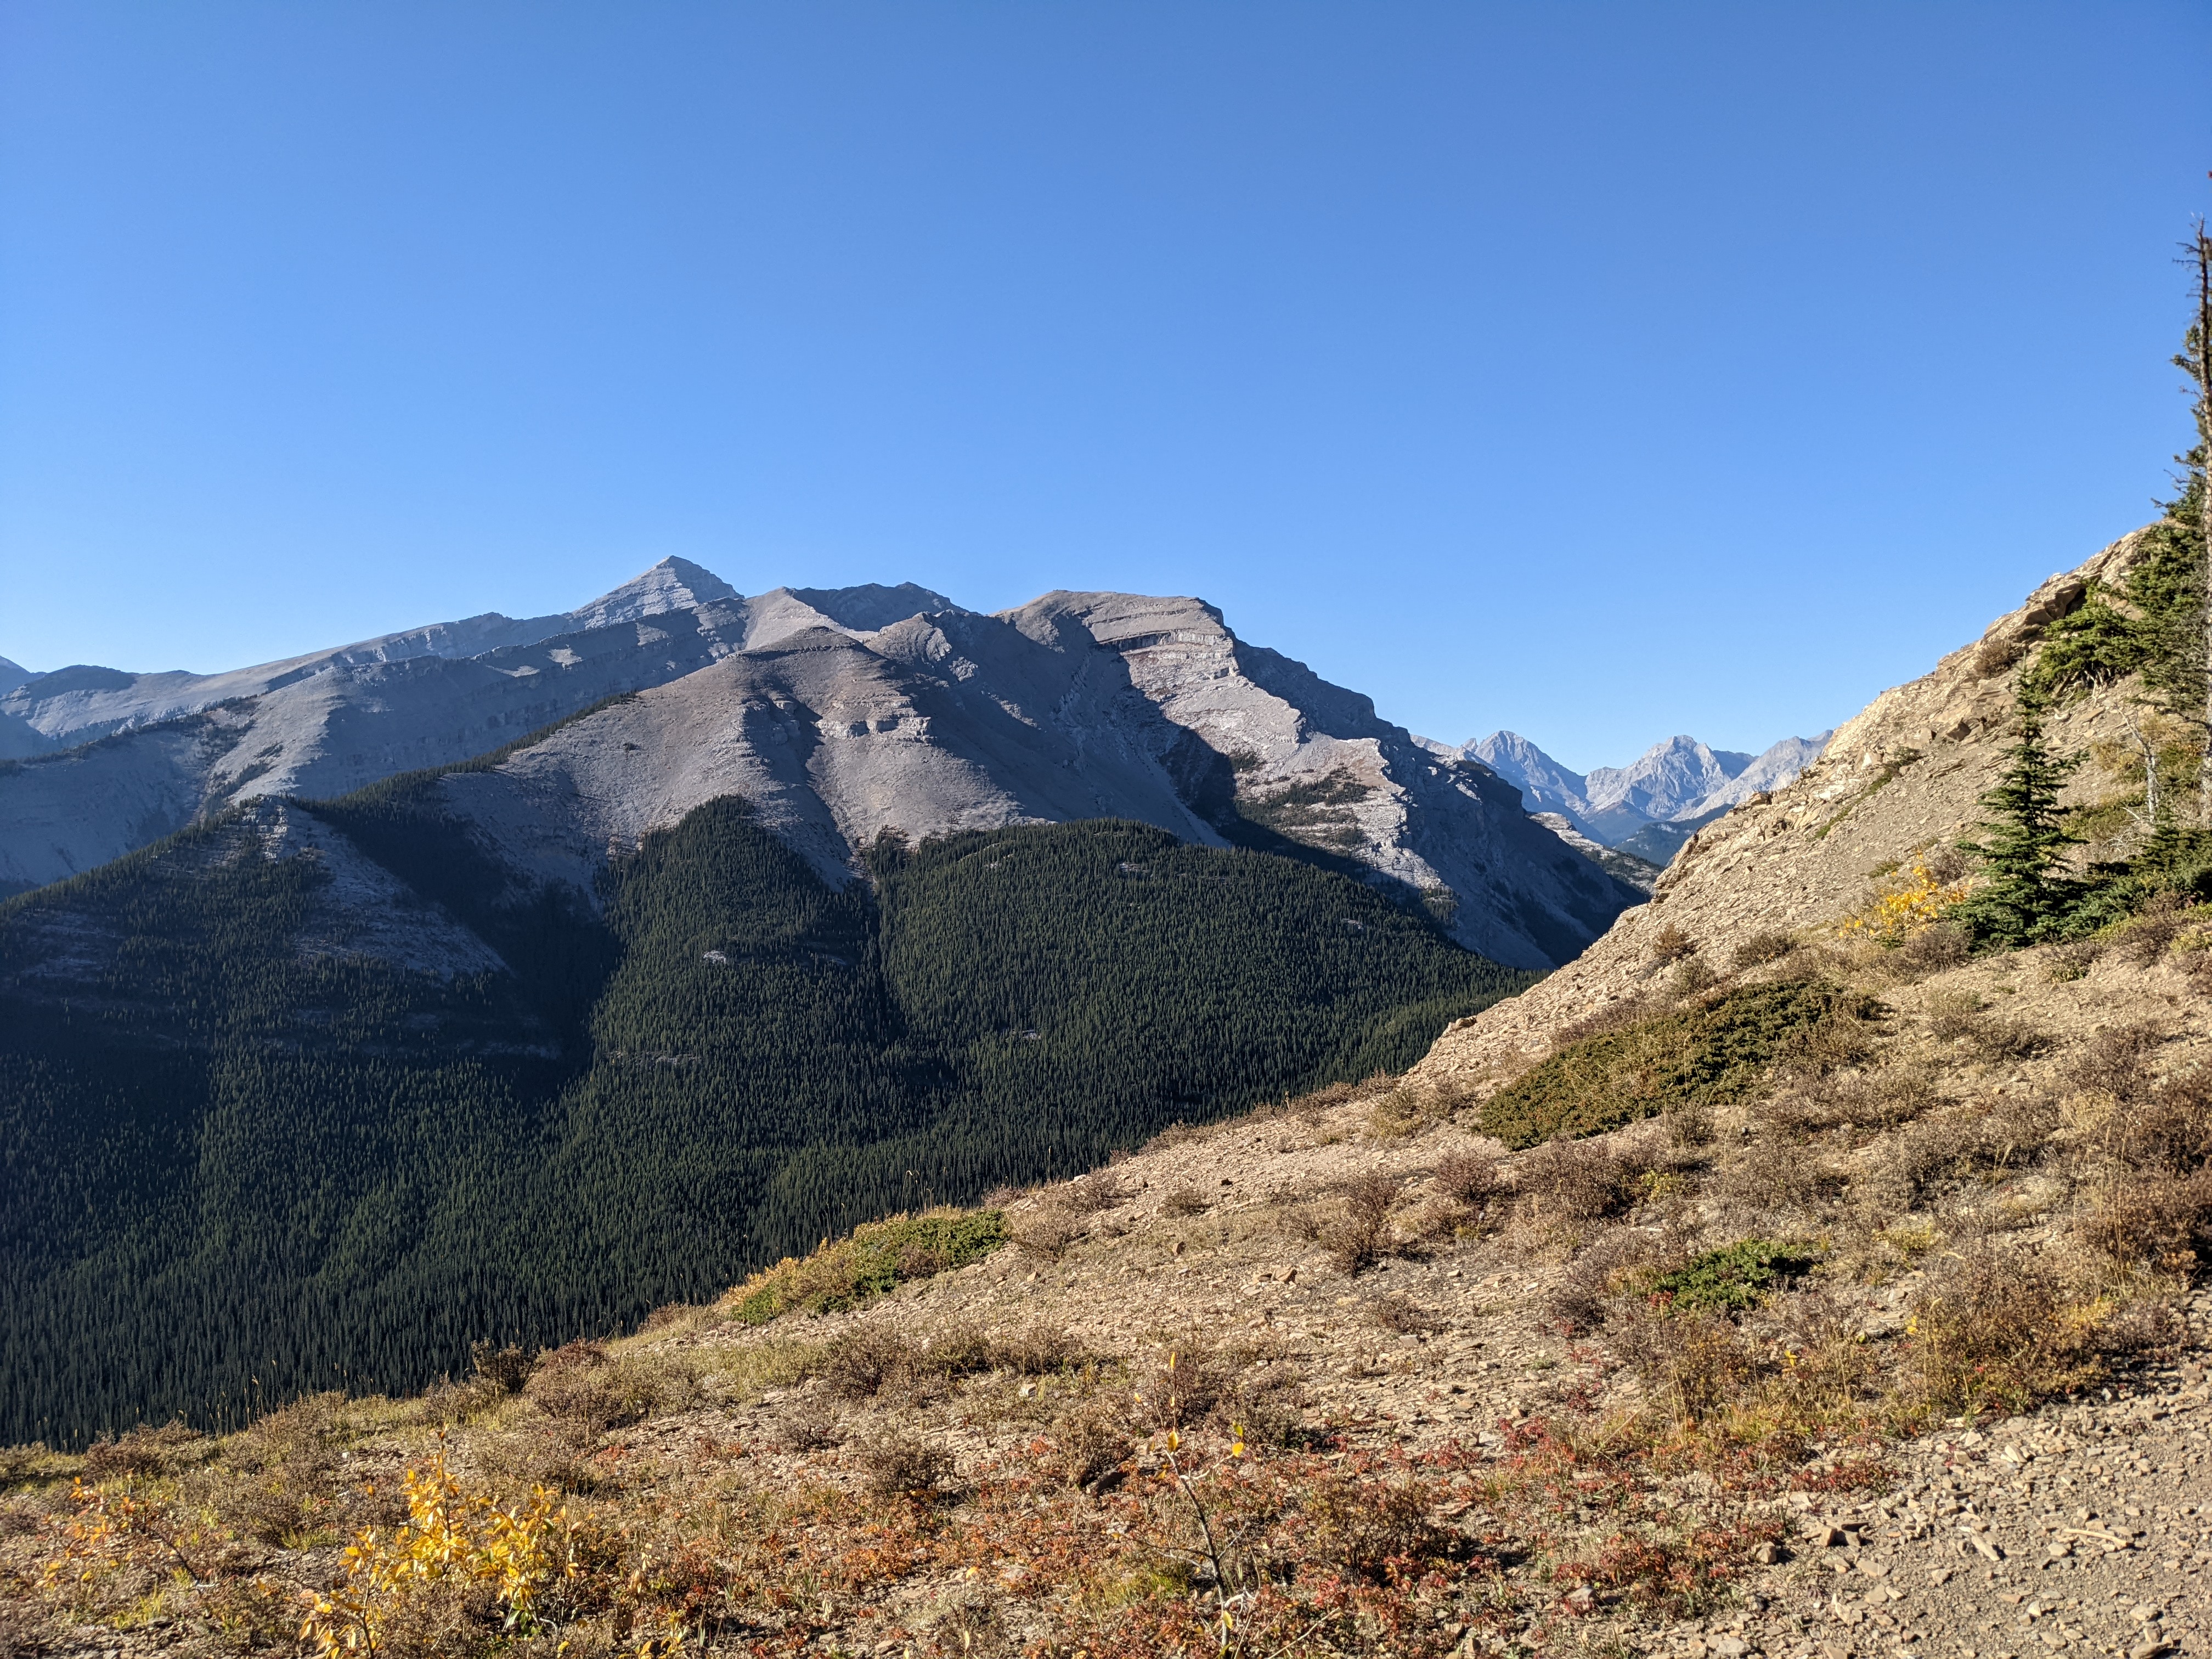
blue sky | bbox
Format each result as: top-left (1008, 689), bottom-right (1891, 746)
top-left (1, 3), bottom-right (2207, 771)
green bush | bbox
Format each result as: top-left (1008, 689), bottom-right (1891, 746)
top-left (1479, 980), bottom-right (1843, 1149)
top-left (731, 1210), bottom-right (1007, 1325)
top-left (1648, 1239), bottom-right (1816, 1315)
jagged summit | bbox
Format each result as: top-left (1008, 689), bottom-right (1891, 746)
top-left (1584, 733), bottom-right (1753, 821)
top-left (563, 555), bottom-right (743, 629)
top-left (1448, 727), bottom-right (1833, 853)
top-left (1463, 730), bottom-right (1593, 822)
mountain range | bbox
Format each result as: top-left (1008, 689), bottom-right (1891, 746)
top-left (1420, 727), bottom-right (1833, 867)
top-left (1, 558), bottom-right (1641, 970)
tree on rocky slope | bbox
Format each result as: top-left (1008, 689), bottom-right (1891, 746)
top-left (2182, 218), bottom-right (2212, 820)
top-left (2016, 223), bottom-right (2212, 874)
top-left (1954, 693), bottom-right (2083, 947)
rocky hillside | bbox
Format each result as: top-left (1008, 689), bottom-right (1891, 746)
top-left (1412, 535), bottom-right (2149, 1093)
top-left (0, 564), bottom-right (1636, 969)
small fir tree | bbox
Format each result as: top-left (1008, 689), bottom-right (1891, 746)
top-left (1953, 695), bottom-right (2084, 946)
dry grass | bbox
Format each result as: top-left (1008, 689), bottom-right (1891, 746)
top-left (1008, 1200), bottom-right (1086, 1259)
top-left (2061, 1021), bottom-right (2170, 1098)
top-left (1059, 1172), bottom-right (1132, 1214)
top-left (2077, 1174), bottom-right (2212, 1269)
top-left (1318, 1172), bottom-right (1405, 1272)
top-left (468, 1340), bottom-right (539, 1395)
top-left (1875, 918), bottom-right (1973, 981)
top-left (2087, 1069), bottom-right (2211, 1170)
top-left (1714, 1138), bottom-right (1847, 1216)
top-left (523, 1341), bottom-right (699, 1434)
top-left (2114, 892), bottom-right (2199, 963)
top-left (1039, 1398), bottom-right (1135, 1491)
top-left (1730, 930), bottom-right (1798, 969)
top-left (1758, 1064), bottom-right (1935, 1141)
top-left (1430, 1147), bottom-right (1497, 1207)
top-left (854, 1434), bottom-right (955, 1500)
top-left (1365, 1293), bottom-right (1441, 1335)
top-left (1899, 1250), bottom-right (2106, 1417)
top-left (1545, 1227), bottom-right (1685, 1333)
top-left (818, 1320), bottom-right (1088, 1406)
top-left (819, 1328), bottom-right (916, 1401)
top-left (1511, 1137), bottom-right (1637, 1226)
top-left (80, 1421), bottom-right (198, 1483)
top-left (1302, 1468), bottom-right (1462, 1582)
top-left (1611, 1309), bottom-right (1759, 1424)
top-left (1924, 992), bottom-right (2049, 1062)
top-left (765, 1391), bottom-right (843, 1452)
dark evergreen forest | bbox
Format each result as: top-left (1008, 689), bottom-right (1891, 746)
top-left (0, 790), bottom-right (1527, 1447)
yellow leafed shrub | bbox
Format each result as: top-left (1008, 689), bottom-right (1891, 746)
top-left (298, 1445), bottom-right (581, 1655)
top-left (1837, 858), bottom-right (1970, 945)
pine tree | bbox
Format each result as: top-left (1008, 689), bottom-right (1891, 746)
top-left (1954, 695), bottom-right (2084, 947)
top-left (2180, 221), bottom-right (2212, 820)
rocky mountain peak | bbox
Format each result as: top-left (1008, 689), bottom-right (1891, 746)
top-left (0, 567), bottom-right (1641, 965)
top-left (1444, 728), bottom-right (1832, 859)
top-left (1582, 734), bottom-right (1752, 821)
top-left (563, 556), bottom-right (743, 630)
top-left (1465, 731), bottom-right (1593, 820)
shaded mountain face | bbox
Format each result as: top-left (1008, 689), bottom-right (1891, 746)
top-left (0, 563), bottom-right (1637, 967)
top-left (1527, 812), bottom-right (1664, 894)
top-left (1449, 728), bottom-right (1834, 854)
top-left (0, 794), bottom-right (1529, 1444)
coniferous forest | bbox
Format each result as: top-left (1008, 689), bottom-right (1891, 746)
top-left (0, 785), bottom-right (1528, 1447)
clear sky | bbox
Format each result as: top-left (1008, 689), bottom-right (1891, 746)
top-left (2, 3), bottom-right (2207, 771)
